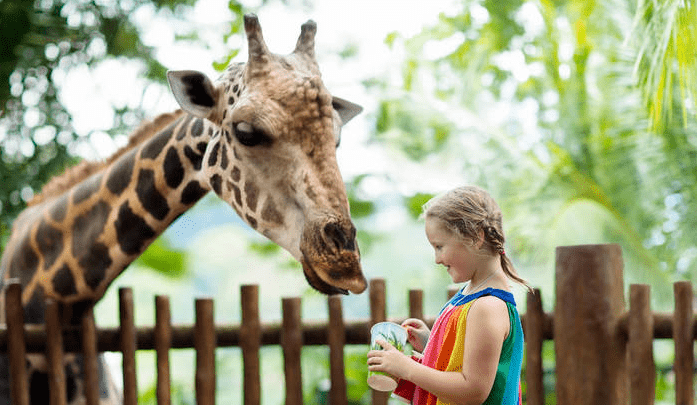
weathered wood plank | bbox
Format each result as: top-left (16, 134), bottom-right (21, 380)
top-left (195, 298), bottom-right (216, 405)
top-left (240, 284), bottom-right (261, 405)
top-left (555, 244), bottom-right (628, 405)
top-left (629, 284), bottom-right (655, 405)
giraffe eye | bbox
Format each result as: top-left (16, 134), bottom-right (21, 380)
top-left (233, 122), bottom-right (272, 147)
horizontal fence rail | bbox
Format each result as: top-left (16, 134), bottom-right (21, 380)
top-left (2, 309), bottom-right (695, 353)
top-left (1, 306), bottom-right (695, 353)
top-left (1, 266), bottom-right (696, 404)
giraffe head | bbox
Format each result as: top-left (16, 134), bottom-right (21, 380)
top-left (166, 14), bottom-right (366, 295)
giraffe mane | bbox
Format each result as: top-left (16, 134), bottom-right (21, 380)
top-left (29, 110), bottom-right (185, 206)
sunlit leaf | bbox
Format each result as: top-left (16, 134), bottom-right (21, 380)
top-left (248, 240), bottom-right (281, 256)
top-left (349, 199), bottom-right (375, 219)
top-left (135, 238), bottom-right (188, 278)
top-left (373, 98), bottom-right (454, 161)
top-left (339, 43), bottom-right (359, 59)
top-left (212, 49), bottom-right (240, 72)
top-left (384, 31), bottom-right (400, 48)
top-left (404, 193), bottom-right (435, 220)
top-left (630, 0), bottom-right (697, 131)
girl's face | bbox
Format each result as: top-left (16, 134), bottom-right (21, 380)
top-left (425, 217), bottom-right (479, 283)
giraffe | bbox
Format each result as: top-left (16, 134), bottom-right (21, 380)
top-left (0, 14), bottom-right (368, 404)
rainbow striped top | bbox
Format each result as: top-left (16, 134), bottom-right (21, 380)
top-left (393, 287), bottom-right (524, 405)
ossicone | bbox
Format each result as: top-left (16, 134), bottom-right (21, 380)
top-left (244, 14), bottom-right (270, 64)
top-left (293, 20), bottom-right (317, 59)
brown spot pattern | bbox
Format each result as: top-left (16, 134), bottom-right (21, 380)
top-left (261, 198), bottom-right (284, 225)
top-left (244, 181), bottom-right (259, 212)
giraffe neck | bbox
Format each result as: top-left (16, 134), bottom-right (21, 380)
top-left (0, 112), bottom-right (215, 324)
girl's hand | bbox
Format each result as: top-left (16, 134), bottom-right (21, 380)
top-left (401, 318), bottom-right (430, 352)
top-left (367, 339), bottom-right (414, 380)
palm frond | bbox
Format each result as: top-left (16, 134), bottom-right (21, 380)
top-left (630, 0), bottom-right (697, 131)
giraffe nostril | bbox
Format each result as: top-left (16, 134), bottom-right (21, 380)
top-left (323, 222), bottom-right (356, 252)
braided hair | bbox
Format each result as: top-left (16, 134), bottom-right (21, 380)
top-left (421, 186), bottom-right (530, 290)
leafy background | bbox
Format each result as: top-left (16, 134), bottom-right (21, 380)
top-left (1, 0), bottom-right (696, 403)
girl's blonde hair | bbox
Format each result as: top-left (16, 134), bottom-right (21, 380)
top-left (421, 185), bottom-right (530, 290)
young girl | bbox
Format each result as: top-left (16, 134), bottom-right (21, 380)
top-left (367, 186), bottom-right (528, 405)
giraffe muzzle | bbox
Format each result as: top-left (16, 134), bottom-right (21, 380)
top-left (299, 217), bottom-right (366, 295)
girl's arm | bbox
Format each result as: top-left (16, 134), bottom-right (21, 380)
top-left (368, 296), bottom-right (510, 405)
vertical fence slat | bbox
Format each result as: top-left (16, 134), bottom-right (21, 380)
top-left (240, 285), bottom-right (260, 405)
top-left (327, 295), bottom-right (347, 405)
top-left (673, 281), bottom-right (694, 405)
top-left (281, 297), bottom-right (303, 405)
top-left (408, 289), bottom-right (423, 321)
top-left (525, 288), bottom-right (544, 405)
top-left (5, 282), bottom-right (28, 405)
top-left (119, 288), bottom-right (138, 405)
top-left (195, 298), bottom-right (216, 405)
top-left (45, 299), bottom-right (67, 405)
top-left (629, 284), bottom-right (655, 405)
top-left (370, 279), bottom-right (386, 324)
top-left (369, 278), bottom-right (389, 405)
top-left (555, 244), bottom-right (627, 405)
top-left (155, 295), bottom-right (171, 405)
top-left (81, 306), bottom-right (100, 405)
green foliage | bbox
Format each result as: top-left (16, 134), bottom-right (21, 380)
top-left (138, 380), bottom-right (194, 404)
top-left (213, 2), bottom-right (245, 71)
top-left (248, 240), bottom-right (282, 256)
top-left (338, 42), bottom-right (360, 60)
top-left (0, 0), bottom-right (196, 244)
top-left (404, 193), bottom-right (435, 220)
top-left (135, 238), bottom-right (188, 278)
top-left (303, 347), bottom-right (371, 405)
top-left (212, 49), bottom-right (241, 72)
top-left (349, 199), bottom-right (376, 220)
top-left (365, 0), bottom-right (697, 298)
top-left (347, 176), bottom-right (376, 219)
top-left (374, 98), bottom-right (453, 161)
top-left (343, 349), bottom-right (372, 404)
top-left (630, 0), bottom-right (697, 132)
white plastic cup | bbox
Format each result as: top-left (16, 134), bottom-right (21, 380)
top-left (367, 322), bottom-right (408, 391)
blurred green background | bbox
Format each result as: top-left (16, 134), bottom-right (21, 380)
top-left (1, 0), bottom-right (695, 403)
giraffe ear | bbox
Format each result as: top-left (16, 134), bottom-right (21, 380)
top-left (167, 70), bottom-right (218, 118)
top-left (332, 97), bottom-right (363, 126)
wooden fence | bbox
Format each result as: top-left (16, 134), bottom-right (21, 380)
top-left (0, 243), bottom-right (695, 405)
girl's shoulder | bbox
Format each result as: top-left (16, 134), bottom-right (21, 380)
top-left (466, 293), bottom-right (513, 337)
top-left (456, 287), bottom-right (516, 306)
top-left (440, 287), bottom-right (517, 316)
top-left (469, 294), bottom-right (510, 317)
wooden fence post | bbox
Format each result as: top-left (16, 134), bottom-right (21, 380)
top-left (119, 288), bottom-right (138, 405)
top-left (240, 285), bottom-right (261, 405)
top-left (369, 278), bottom-right (390, 405)
top-left (673, 281), bottom-right (694, 405)
top-left (628, 284), bottom-right (654, 405)
top-left (45, 299), bottom-right (67, 405)
top-left (408, 289), bottom-right (423, 321)
top-left (554, 244), bottom-right (628, 405)
top-left (327, 295), bottom-right (347, 405)
top-left (5, 282), bottom-right (29, 405)
top-left (524, 288), bottom-right (544, 405)
top-left (281, 297), bottom-right (303, 405)
top-left (195, 298), bottom-right (216, 405)
top-left (81, 307), bottom-right (100, 405)
top-left (155, 295), bottom-right (172, 405)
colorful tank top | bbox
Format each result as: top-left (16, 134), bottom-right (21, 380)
top-left (393, 287), bottom-right (524, 405)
